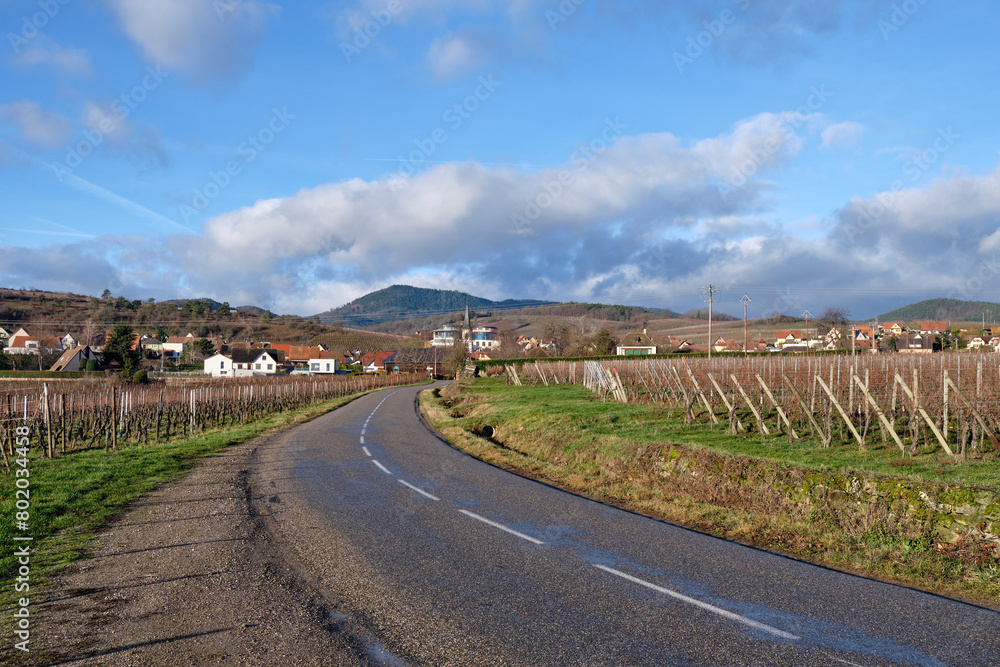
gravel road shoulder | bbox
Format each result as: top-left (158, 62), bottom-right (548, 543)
top-left (21, 432), bottom-right (370, 666)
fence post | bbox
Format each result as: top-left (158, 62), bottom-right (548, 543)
top-left (111, 386), bottom-right (118, 452)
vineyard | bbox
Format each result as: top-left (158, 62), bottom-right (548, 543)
top-left (498, 355), bottom-right (1000, 459)
top-left (0, 374), bottom-right (418, 469)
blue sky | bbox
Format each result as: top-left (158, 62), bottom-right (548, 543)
top-left (2, 0), bottom-right (1000, 320)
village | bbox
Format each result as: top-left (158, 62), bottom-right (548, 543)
top-left (2, 313), bottom-right (998, 380)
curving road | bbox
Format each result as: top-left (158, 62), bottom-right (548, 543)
top-left (250, 383), bottom-right (1000, 666)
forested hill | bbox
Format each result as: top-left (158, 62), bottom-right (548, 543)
top-left (315, 285), bottom-right (556, 327)
top-left (875, 298), bottom-right (1000, 323)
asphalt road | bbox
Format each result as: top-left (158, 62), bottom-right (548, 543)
top-left (251, 383), bottom-right (1000, 666)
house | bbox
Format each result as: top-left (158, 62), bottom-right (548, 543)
top-left (203, 353), bottom-right (234, 377)
top-left (472, 350), bottom-right (493, 361)
top-left (470, 326), bottom-right (500, 351)
top-left (230, 348), bottom-right (285, 373)
top-left (431, 325), bottom-right (461, 348)
top-left (249, 350), bottom-right (281, 374)
top-left (162, 334), bottom-right (195, 359)
top-left (6, 328), bottom-right (38, 353)
top-left (0, 327), bottom-right (10, 344)
top-left (968, 336), bottom-right (987, 350)
top-left (616, 330), bottom-right (657, 356)
top-left (140, 336), bottom-right (164, 356)
top-left (381, 348), bottom-right (444, 374)
top-left (775, 330), bottom-right (803, 348)
top-left (269, 344), bottom-right (328, 365)
top-left (920, 321), bottom-right (947, 335)
top-left (853, 325), bottom-right (874, 341)
top-left (883, 322), bottom-right (905, 336)
top-left (898, 333), bottom-right (934, 354)
top-left (308, 358), bottom-right (338, 374)
top-left (60, 333), bottom-right (76, 348)
top-left (358, 350), bottom-right (394, 373)
top-left (711, 336), bottom-right (742, 353)
top-left (49, 345), bottom-right (97, 371)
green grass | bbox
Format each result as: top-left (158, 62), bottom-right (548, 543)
top-left (424, 378), bottom-right (1000, 605)
top-left (448, 378), bottom-right (1000, 489)
top-left (0, 385), bottom-right (421, 610)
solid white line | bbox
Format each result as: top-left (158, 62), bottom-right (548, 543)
top-left (362, 446), bottom-right (371, 457)
top-left (398, 479), bottom-right (440, 501)
top-left (822, 654), bottom-right (865, 667)
top-left (372, 460), bottom-right (391, 475)
top-left (457, 510), bottom-right (544, 545)
top-left (593, 565), bottom-right (799, 640)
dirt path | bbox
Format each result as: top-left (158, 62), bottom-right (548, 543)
top-left (19, 433), bottom-right (369, 666)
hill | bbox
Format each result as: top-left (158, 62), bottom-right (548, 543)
top-left (315, 285), bottom-right (557, 327)
top-left (874, 298), bottom-right (1000, 325)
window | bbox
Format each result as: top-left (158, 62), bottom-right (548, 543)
top-left (325, 363), bottom-right (331, 372)
top-left (311, 363), bottom-right (320, 371)
top-left (267, 364), bottom-right (273, 370)
top-left (220, 361), bottom-right (225, 368)
top-left (255, 363), bottom-right (261, 369)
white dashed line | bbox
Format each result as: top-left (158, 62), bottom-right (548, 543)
top-left (361, 428), bottom-right (366, 435)
top-left (372, 460), bottom-right (391, 475)
top-left (362, 447), bottom-right (371, 457)
top-left (592, 565), bottom-right (800, 640)
top-left (360, 436), bottom-right (365, 444)
top-left (398, 479), bottom-right (440, 501)
top-left (458, 510), bottom-right (544, 545)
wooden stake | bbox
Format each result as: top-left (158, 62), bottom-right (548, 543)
top-left (894, 373), bottom-right (952, 455)
top-left (945, 376), bottom-right (999, 449)
top-left (852, 374), bottom-right (904, 452)
top-left (816, 375), bottom-right (864, 449)
top-left (782, 375), bottom-right (827, 445)
top-left (756, 373), bottom-right (798, 438)
top-left (707, 374), bottom-right (745, 432)
top-left (731, 373), bottom-right (769, 435)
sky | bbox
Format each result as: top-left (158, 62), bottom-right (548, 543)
top-left (1, 0), bottom-right (1000, 320)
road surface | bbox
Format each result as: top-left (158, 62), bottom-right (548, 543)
top-left (250, 383), bottom-right (1000, 666)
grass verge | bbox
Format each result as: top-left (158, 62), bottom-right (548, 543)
top-left (421, 378), bottom-right (1000, 608)
top-left (0, 383), bottom-right (423, 612)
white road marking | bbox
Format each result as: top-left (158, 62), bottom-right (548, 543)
top-left (362, 447), bottom-right (371, 457)
top-left (398, 479), bottom-right (440, 501)
top-left (360, 436), bottom-right (365, 444)
top-left (361, 428), bottom-right (366, 435)
top-left (372, 460), bottom-right (391, 475)
top-left (458, 510), bottom-right (544, 545)
top-left (593, 565), bottom-right (800, 640)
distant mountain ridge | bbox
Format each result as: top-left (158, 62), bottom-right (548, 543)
top-left (315, 285), bottom-right (557, 327)
top-left (874, 298), bottom-right (1000, 324)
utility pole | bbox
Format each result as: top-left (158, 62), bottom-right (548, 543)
top-left (802, 309), bottom-right (812, 358)
top-left (740, 294), bottom-right (751, 358)
top-left (703, 285), bottom-right (717, 359)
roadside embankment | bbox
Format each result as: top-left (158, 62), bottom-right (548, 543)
top-left (421, 379), bottom-right (1000, 607)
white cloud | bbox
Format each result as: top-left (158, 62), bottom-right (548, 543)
top-left (821, 121), bottom-right (867, 149)
top-left (427, 32), bottom-right (482, 79)
top-left (0, 101), bottom-right (72, 148)
top-left (13, 108), bottom-right (1000, 316)
top-left (10, 35), bottom-right (92, 76)
top-left (105, 0), bottom-right (279, 84)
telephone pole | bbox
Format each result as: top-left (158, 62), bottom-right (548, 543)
top-left (802, 309), bottom-right (812, 358)
top-left (741, 294), bottom-right (751, 357)
top-left (703, 285), bottom-right (717, 359)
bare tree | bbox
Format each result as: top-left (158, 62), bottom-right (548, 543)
top-left (80, 318), bottom-right (100, 347)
